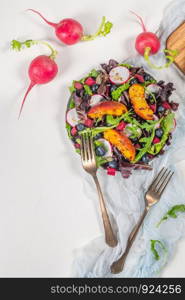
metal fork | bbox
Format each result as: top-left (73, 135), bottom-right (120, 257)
top-left (111, 167), bottom-right (174, 273)
top-left (81, 131), bottom-right (118, 247)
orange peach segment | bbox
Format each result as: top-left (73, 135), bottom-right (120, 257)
top-left (87, 101), bottom-right (127, 119)
top-left (129, 84), bottom-right (154, 120)
top-left (104, 129), bottom-right (135, 161)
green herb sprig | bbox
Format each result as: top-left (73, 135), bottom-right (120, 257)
top-left (157, 204), bottom-right (185, 227)
top-left (150, 240), bottom-right (167, 260)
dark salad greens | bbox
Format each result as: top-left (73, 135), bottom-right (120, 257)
top-left (66, 59), bottom-right (178, 178)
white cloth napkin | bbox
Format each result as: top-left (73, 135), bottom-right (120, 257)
top-left (72, 0), bottom-right (185, 277)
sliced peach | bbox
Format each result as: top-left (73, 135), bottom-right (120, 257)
top-left (87, 101), bottom-right (127, 119)
top-left (104, 129), bottom-right (135, 161)
top-left (129, 84), bottom-right (154, 120)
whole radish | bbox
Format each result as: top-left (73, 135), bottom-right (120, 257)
top-left (11, 40), bottom-right (58, 118)
top-left (27, 9), bottom-right (113, 45)
top-left (130, 11), bottom-right (178, 69)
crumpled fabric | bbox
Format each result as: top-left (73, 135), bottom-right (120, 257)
top-left (72, 0), bottom-right (185, 277)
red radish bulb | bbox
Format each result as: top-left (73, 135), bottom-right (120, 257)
top-left (19, 55), bottom-right (58, 117)
top-left (130, 11), bottom-right (160, 56)
top-left (136, 33), bottom-right (160, 56)
top-left (130, 11), bottom-right (178, 69)
top-left (28, 9), bottom-right (83, 45)
top-left (28, 9), bottom-right (113, 45)
top-left (11, 39), bottom-right (58, 118)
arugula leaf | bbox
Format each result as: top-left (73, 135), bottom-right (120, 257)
top-left (111, 82), bottom-right (130, 100)
top-left (148, 113), bottom-right (175, 155)
top-left (142, 79), bottom-right (157, 86)
top-left (140, 120), bottom-right (158, 132)
top-left (96, 156), bottom-right (112, 167)
top-left (69, 81), bottom-right (76, 94)
top-left (119, 63), bottom-right (133, 68)
top-left (68, 98), bottom-right (75, 109)
top-left (126, 124), bottom-right (141, 139)
top-left (150, 240), bottom-right (167, 260)
top-left (76, 138), bottom-right (81, 144)
top-left (106, 111), bottom-right (135, 127)
top-left (88, 69), bottom-right (99, 78)
top-left (133, 126), bottom-right (156, 163)
top-left (145, 88), bottom-right (156, 104)
top-left (106, 115), bottom-right (120, 126)
top-left (84, 84), bottom-right (93, 96)
top-left (157, 204), bottom-right (185, 227)
top-left (79, 125), bottom-right (116, 138)
top-left (66, 123), bottom-right (72, 139)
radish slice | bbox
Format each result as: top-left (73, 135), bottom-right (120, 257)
top-left (145, 84), bottom-right (161, 95)
top-left (109, 66), bottom-right (130, 85)
top-left (153, 115), bottom-right (160, 129)
top-left (90, 94), bottom-right (104, 106)
top-left (98, 138), bottom-right (112, 157)
top-left (66, 108), bottom-right (79, 126)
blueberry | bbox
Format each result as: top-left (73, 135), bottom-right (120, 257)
top-left (130, 78), bottom-right (138, 85)
top-left (91, 84), bottom-right (99, 93)
top-left (144, 73), bottom-right (154, 82)
top-left (76, 123), bottom-right (85, 131)
top-left (148, 94), bottom-right (154, 100)
top-left (108, 160), bottom-right (118, 169)
top-left (95, 146), bottom-right (106, 156)
top-left (157, 105), bottom-right (165, 113)
top-left (131, 137), bottom-right (138, 143)
top-left (141, 154), bottom-right (150, 164)
top-left (76, 89), bottom-right (82, 97)
top-left (155, 128), bottom-right (163, 138)
top-left (93, 132), bottom-right (103, 140)
top-left (110, 85), bottom-right (117, 93)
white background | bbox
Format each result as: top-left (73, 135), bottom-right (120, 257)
top-left (0, 0), bottom-right (184, 277)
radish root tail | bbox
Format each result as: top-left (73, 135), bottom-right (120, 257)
top-left (130, 10), bottom-right (147, 32)
top-left (27, 9), bottom-right (57, 28)
top-left (18, 82), bottom-right (35, 119)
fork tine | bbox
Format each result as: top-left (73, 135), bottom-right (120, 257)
top-left (155, 169), bottom-right (172, 193)
top-left (149, 167), bottom-right (167, 190)
top-left (81, 133), bottom-right (88, 162)
top-left (89, 132), bottom-right (96, 163)
top-left (86, 132), bottom-right (93, 161)
top-left (84, 132), bottom-right (89, 161)
top-left (81, 133), bottom-right (85, 161)
top-left (158, 171), bottom-right (174, 196)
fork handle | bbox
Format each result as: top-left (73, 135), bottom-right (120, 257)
top-left (92, 174), bottom-right (118, 248)
top-left (111, 208), bottom-right (148, 274)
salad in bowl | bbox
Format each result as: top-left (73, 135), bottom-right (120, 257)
top-left (66, 59), bottom-right (178, 178)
